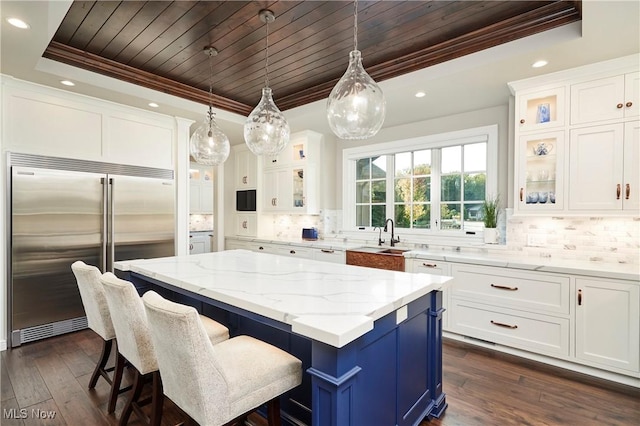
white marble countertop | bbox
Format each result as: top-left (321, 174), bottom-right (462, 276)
top-left (404, 250), bottom-right (639, 282)
top-left (115, 250), bottom-right (452, 348)
top-left (225, 236), bottom-right (639, 282)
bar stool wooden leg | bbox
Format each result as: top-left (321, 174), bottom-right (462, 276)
top-left (89, 338), bottom-right (113, 389)
top-left (267, 397), bottom-right (281, 426)
top-left (108, 351), bottom-right (126, 414)
top-left (119, 368), bottom-right (144, 426)
top-left (150, 371), bottom-right (163, 426)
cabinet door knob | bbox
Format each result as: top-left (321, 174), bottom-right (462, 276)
top-left (617, 103), bottom-right (623, 109)
top-left (243, 176), bottom-right (247, 184)
top-left (626, 101), bottom-right (633, 108)
top-left (519, 119), bottom-right (525, 124)
top-left (242, 221), bottom-right (247, 228)
top-left (626, 183), bottom-right (630, 200)
top-left (189, 243), bottom-right (193, 250)
top-left (578, 289), bottom-right (582, 306)
top-left (616, 183), bottom-right (621, 199)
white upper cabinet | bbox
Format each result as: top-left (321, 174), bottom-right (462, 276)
top-left (570, 72), bottom-right (639, 125)
top-left (189, 162), bottom-right (214, 213)
top-left (234, 145), bottom-right (257, 189)
top-left (260, 131), bottom-right (322, 214)
top-left (517, 86), bottom-right (566, 132)
top-left (509, 54), bottom-right (639, 216)
top-left (2, 78), bottom-right (175, 170)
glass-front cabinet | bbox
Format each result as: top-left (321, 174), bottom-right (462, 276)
top-left (516, 131), bottom-right (565, 212)
top-left (517, 87), bottom-right (565, 132)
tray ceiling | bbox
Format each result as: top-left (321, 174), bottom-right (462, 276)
top-left (43, 1), bottom-right (582, 117)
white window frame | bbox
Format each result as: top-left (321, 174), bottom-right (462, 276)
top-left (342, 125), bottom-right (498, 243)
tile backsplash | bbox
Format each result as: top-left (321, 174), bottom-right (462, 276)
top-left (506, 215), bottom-right (639, 264)
top-left (268, 210), bottom-right (340, 240)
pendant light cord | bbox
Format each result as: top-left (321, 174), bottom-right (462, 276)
top-left (208, 48), bottom-right (214, 119)
top-left (353, 0), bottom-right (358, 51)
top-left (264, 18), bottom-right (270, 88)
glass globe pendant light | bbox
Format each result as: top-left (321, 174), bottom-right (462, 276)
top-left (190, 47), bottom-right (230, 166)
top-left (244, 10), bottom-right (290, 157)
top-left (326, 0), bottom-right (386, 140)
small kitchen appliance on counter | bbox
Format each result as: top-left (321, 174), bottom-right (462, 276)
top-left (302, 227), bottom-right (318, 240)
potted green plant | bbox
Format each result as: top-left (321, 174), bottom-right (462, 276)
top-left (482, 194), bottom-right (501, 244)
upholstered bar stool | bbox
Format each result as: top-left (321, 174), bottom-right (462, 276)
top-left (142, 290), bottom-right (302, 426)
top-left (101, 273), bottom-right (229, 426)
top-left (71, 261), bottom-right (127, 413)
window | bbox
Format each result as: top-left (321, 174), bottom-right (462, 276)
top-left (343, 125), bottom-right (498, 238)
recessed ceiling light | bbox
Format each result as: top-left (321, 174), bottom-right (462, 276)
top-left (532, 60), bottom-right (548, 68)
top-left (60, 80), bottom-right (75, 86)
top-left (415, 91), bottom-right (426, 98)
top-left (148, 102), bottom-right (159, 108)
top-left (6, 17), bottom-right (30, 29)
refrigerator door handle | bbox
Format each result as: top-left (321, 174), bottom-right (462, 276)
top-left (108, 177), bottom-right (115, 272)
top-left (101, 177), bottom-right (108, 272)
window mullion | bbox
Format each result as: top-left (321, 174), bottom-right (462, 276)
top-left (432, 149), bottom-right (442, 230)
top-left (386, 155), bottom-right (394, 222)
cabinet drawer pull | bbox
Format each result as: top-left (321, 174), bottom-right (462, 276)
top-left (290, 250), bottom-right (296, 254)
top-left (578, 289), bottom-right (582, 306)
top-left (519, 187), bottom-right (524, 202)
top-left (491, 283), bottom-right (518, 291)
top-left (258, 246), bottom-right (264, 250)
top-left (422, 263), bottom-right (438, 268)
top-left (491, 320), bottom-right (518, 329)
top-left (616, 184), bottom-right (621, 199)
top-left (626, 183), bottom-right (630, 200)
top-left (321, 249), bottom-right (335, 253)
top-left (617, 103), bottom-right (623, 109)
top-left (626, 101), bottom-right (633, 108)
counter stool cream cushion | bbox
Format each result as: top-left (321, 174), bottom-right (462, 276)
top-left (142, 290), bottom-right (302, 426)
top-left (100, 273), bottom-right (229, 426)
top-left (71, 261), bottom-right (125, 413)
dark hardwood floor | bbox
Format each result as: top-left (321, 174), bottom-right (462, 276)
top-left (1, 329), bottom-right (639, 425)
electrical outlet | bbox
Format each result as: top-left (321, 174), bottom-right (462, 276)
top-left (527, 234), bottom-right (547, 247)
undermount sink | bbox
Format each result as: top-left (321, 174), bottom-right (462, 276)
top-left (346, 247), bottom-right (409, 271)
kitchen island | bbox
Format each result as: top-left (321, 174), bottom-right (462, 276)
top-left (115, 249), bottom-right (452, 426)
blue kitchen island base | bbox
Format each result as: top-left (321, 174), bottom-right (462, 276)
top-left (123, 271), bottom-right (446, 426)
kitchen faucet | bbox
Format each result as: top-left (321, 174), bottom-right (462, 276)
top-left (383, 218), bottom-right (400, 247)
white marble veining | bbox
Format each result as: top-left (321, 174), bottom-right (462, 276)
top-left (115, 250), bottom-right (451, 348)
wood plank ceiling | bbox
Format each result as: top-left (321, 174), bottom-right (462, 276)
top-left (44, 1), bottom-right (582, 117)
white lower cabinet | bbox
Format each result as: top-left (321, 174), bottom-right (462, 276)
top-left (449, 264), bottom-right (571, 357)
top-left (405, 259), bottom-right (452, 331)
top-left (443, 261), bottom-right (640, 382)
top-left (576, 277), bottom-right (640, 373)
top-left (189, 232), bottom-right (212, 254)
top-left (275, 246), bottom-right (313, 259)
top-left (451, 299), bottom-right (570, 357)
top-left (312, 248), bottom-right (346, 264)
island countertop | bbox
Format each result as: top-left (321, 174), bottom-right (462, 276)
top-left (115, 249), bottom-right (452, 348)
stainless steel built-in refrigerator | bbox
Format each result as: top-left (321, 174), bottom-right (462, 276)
top-left (8, 153), bottom-right (175, 347)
